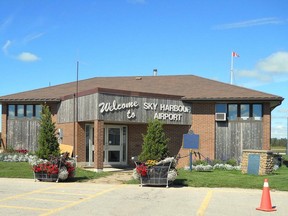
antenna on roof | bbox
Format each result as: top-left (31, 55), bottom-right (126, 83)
top-left (153, 69), bottom-right (158, 76)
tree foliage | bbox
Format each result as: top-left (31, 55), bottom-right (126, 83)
top-left (139, 119), bottom-right (169, 162)
top-left (36, 104), bottom-right (60, 159)
top-left (271, 138), bottom-right (287, 147)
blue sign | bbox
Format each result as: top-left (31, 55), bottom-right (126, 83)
top-left (247, 154), bottom-right (260, 175)
top-left (183, 133), bottom-right (199, 149)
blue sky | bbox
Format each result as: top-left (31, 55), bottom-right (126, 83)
top-left (0, 0), bottom-right (287, 138)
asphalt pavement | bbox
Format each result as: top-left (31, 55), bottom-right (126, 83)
top-left (0, 178), bottom-right (287, 216)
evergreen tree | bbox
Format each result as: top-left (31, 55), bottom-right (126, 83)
top-left (36, 104), bottom-right (60, 159)
top-left (139, 119), bottom-right (169, 162)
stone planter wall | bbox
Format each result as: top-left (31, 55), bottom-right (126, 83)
top-left (241, 150), bottom-right (274, 175)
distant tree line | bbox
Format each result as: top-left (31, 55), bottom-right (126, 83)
top-left (271, 138), bottom-right (288, 146)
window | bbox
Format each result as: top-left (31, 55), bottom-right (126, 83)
top-left (240, 104), bottom-right (250, 120)
top-left (17, 105), bottom-right (24, 118)
top-left (26, 105), bottom-right (33, 118)
top-left (8, 105), bottom-right (15, 118)
top-left (228, 104), bottom-right (238, 120)
top-left (7, 104), bottom-right (42, 119)
top-left (35, 105), bottom-right (42, 118)
top-left (216, 103), bottom-right (263, 121)
top-left (253, 104), bottom-right (262, 120)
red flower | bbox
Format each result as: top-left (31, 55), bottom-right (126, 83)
top-left (136, 163), bottom-right (148, 177)
top-left (16, 149), bottom-right (28, 154)
top-left (32, 162), bottom-right (59, 176)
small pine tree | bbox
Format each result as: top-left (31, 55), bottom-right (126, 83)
top-left (36, 104), bottom-right (60, 159)
top-left (139, 119), bottom-right (169, 162)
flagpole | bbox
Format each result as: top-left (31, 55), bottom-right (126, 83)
top-left (230, 52), bottom-right (234, 85)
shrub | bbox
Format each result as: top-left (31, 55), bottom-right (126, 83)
top-left (36, 104), bottom-right (60, 159)
top-left (226, 158), bottom-right (238, 166)
top-left (193, 160), bottom-right (208, 166)
top-left (139, 119), bottom-right (169, 162)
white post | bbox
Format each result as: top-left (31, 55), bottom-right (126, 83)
top-left (230, 52), bottom-right (234, 85)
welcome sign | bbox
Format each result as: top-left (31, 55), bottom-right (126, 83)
top-left (97, 94), bottom-right (192, 125)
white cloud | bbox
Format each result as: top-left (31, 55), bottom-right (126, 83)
top-left (236, 51), bottom-right (288, 85)
top-left (17, 52), bottom-right (40, 62)
top-left (271, 123), bottom-right (287, 139)
top-left (213, 17), bottom-right (283, 30)
top-left (23, 32), bottom-right (45, 44)
top-left (2, 40), bottom-right (12, 55)
top-left (0, 15), bottom-right (13, 32)
top-left (237, 69), bottom-right (272, 82)
top-left (257, 52), bottom-right (288, 73)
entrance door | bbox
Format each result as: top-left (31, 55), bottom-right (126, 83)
top-left (103, 125), bottom-right (127, 166)
top-left (85, 124), bottom-right (94, 166)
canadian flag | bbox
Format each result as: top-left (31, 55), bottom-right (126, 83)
top-left (232, 51), bottom-right (240, 57)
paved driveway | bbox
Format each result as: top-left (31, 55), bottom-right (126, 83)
top-left (0, 178), bottom-right (287, 216)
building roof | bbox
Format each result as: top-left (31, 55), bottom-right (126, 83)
top-left (0, 75), bottom-right (284, 108)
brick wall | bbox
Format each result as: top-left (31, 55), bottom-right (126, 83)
top-left (94, 120), bottom-right (104, 170)
top-left (127, 124), bottom-right (190, 167)
top-left (191, 103), bottom-right (215, 161)
top-left (77, 122), bottom-right (86, 162)
top-left (1, 104), bottom-right (7, 148)
top-left (262, 102), bottom-right (271, 150)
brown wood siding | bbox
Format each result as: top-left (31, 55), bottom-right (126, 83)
top-left (215, 121), bottom-right (262, 162)
top-left (58, 93), bottom-right (192, 125)
top-left (97, 94), bottom-right (192, 125)
top-left (7, 119), bottom-right (40, 152)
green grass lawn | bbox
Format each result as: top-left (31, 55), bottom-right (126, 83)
top-left (1, 162), bottom-right (288, 191)
top-left (174, 166), bottom-right (288, 191)
top-left (271, 146), bottom-right (287, 154)
top-left (0, 162), bottom-right (111, 182)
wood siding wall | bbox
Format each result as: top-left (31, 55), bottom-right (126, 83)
top-left (215, 121), bottom-right (263, 162)
top-left (58, 93), bottom-right (192, 125)
top-left (7, 119), bottom-right (40, 152)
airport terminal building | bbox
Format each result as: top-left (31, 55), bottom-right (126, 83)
top-left (0, 75), bottom-right (283, 169)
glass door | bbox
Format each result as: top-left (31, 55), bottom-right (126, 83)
top-left (85, 124), bottom-right (94, 166)
top-left (103, 125), bottom-right (127, 166)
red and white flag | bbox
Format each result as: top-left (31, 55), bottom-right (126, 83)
top-left (232, 51), bottom-right (240, 57)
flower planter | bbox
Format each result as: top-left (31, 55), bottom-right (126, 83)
top-left (34, 172), bottom-right (58, 182)
top-left (136, 161), bottom-right (173, 188)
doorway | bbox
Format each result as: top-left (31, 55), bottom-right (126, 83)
top-left (85, 124), bottom-right (94, 166)
top-left (103, 125), bottom-right (127, 166)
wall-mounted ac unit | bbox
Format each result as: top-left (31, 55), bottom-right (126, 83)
top-left (215, 113), bottom-right (226, 121)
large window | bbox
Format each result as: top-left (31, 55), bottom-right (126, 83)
top-left (26, 105), bottom-right (34, 118)
top-left (228, 104), bottom-right (238, 120)
top-left (252, 104), bottom-right (263, 120)
top-left (240, 104), bottom-right (250, 120)
top-left (8, 105), bottom-right (15, 118)
top-left (17, 105), bottom-right (24, 118)
top-left (216, 103), bottom-right (263, 121)
top-left (8, 104), bottom-right (42, 119)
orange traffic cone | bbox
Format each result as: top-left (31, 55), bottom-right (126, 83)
top-left (256, 178), bottom-right (276, 212)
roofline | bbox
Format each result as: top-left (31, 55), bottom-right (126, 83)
top-left (0, 98), bottom-right (61, 103)
top-left (60, 87), bottom-right (183, 101)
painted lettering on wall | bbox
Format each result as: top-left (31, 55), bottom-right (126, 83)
top-left (99, 100), bottom-right (191, 122)
top-left (99, 100), bottom-right (139, 119)
top-left (143, 102), bottom-right (190, 121)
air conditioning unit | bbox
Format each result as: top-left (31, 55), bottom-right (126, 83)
top-left (215, 113), bottom-right (226, 121)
